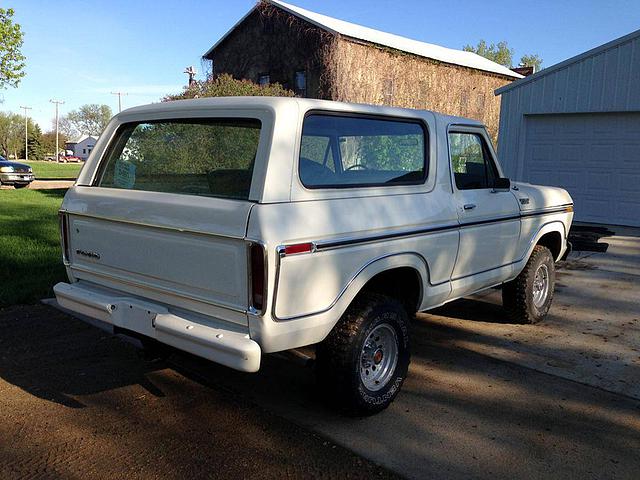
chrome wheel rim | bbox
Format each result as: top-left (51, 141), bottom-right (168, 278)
top-left (532, 264), bottom-right (550, 308)
top-left (360, 324), bottom-right (398, 391)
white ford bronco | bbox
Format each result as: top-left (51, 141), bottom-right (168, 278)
top-left (54, 97), bottom-right (573, 414)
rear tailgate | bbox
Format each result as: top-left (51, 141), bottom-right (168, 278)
top-left (62, 186), bottom-right (252, 326)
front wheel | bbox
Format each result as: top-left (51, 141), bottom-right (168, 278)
top-left (316, 293), bottom-right (410, 416)
top-left (13, 184), bottom-right (29, 189)
top-left (502, 245), bottom-right (555, 324)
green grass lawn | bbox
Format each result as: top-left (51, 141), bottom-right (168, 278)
top-left (29, 161), bottom-right (83, 180)
top-left (0, 188), bottom-right (68, 307)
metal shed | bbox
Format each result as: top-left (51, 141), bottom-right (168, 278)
top-left (496, 29), bottom-right (640, 227)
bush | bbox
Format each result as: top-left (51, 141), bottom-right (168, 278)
top-left (163, 73), bottom-right (295, 101)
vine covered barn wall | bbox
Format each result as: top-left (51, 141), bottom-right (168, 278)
top-left (327, 38), bottom-right (515, 141)
top-left (206, 6), bottom-right (331, 98)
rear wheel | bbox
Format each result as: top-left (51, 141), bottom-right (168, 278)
top-left (502, 245), bottom-right (555, 324)
top-left (13, 184), bottom-right (28, 189)
top-left (316, 293), bottom-right (410, 416)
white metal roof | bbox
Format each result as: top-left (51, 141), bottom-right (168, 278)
top-left (496, 27), bottom-right (640, 95)
top-left (204, 0), bottom-right (522, 79)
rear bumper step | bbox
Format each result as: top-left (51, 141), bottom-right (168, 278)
top-left (53, 282), bottom-right (261, 372)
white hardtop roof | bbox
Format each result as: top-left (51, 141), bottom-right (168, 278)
top-left (204, 0), bottom-right (522, 80)
top-left (118, 96), bottom-right (483, 126)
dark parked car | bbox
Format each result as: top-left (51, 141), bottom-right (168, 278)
top-left (0, 156), bottom-right (34, 188)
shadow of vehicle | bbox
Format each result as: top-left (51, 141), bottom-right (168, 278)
top-left (568, 225), bottom-right (615, 252)
top-left (0, 305), bottom-right (166, 408)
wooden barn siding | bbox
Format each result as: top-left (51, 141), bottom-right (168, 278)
top-left (497, 33), bottom-right (640, 179)
top-left (329, 38), bottom-right (514, 141)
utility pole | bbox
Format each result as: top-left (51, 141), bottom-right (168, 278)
top-left (50, 99), bottom-right (64, 161)
top-left (110, 91), bottom-right (128, 113)
top-left (19, 106), bottom-right (32, 161)
top-left (184, 66), bottom-right (197, 87)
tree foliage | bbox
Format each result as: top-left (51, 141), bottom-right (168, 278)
top-left (163, 73), bottom-right (295, 101)
top-left (0, 8), bottom-right (26, 89)
top-left (464, 40), bottom-right (543, 72)
top-left (42, 130), bottom-right (67, 155)
top-left (0, 111), bottom-right (22, 158)
top-left (27, 123), bottom-right (43, 160)
top-left (519, 53), bottom-right (543, 72)
top-left (64, 104), bottom-right (113, 136)
top-left (463, 40), bottom-right (514, 68)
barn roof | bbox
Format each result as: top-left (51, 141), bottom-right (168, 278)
top-left (204, 0), bottom-right (523, 79)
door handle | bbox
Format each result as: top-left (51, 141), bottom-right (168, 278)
top-left (463, 204), bottom-right (476, 210)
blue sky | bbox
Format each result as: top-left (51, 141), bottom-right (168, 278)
top-left (2, 0), bottom-right (639, 130)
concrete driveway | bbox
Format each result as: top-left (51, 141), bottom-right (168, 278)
top-left (2, 226), bottom-right (638, 479)
top-left (423, 225), bottom-right (640, 400)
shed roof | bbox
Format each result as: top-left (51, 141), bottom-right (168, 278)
top-left (496, 28), bottom-right (640, 95)
top-left (67, 134), bottom-right (98, 144)
top-left (204, 0), bottom-right (522, 79)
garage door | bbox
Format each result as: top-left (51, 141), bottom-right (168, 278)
top-left (522, 113), bottom-right (640, 227)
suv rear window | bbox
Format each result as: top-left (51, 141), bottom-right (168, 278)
top-left (299, 114), bottom-right (427, 188)
top-left (97, 118), bottom-right (261, 200)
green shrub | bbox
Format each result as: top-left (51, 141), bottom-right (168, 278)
top-left (163, 73), bottom-right (295, 101)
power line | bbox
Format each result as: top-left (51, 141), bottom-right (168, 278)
top-left (110, 91), bottom-right (128, 113)
top-left (50, 100), bottom-right (64, 161)
top-left (19, 106), bottom-right (32, 162)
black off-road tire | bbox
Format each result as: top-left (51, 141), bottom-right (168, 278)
top-left (316, 293), bottom-right (410, 416)
top-left (502, 245), bottom-right (555, 324)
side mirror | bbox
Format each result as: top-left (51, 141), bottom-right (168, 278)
top-left (492, 177), bottom-right (510, 191)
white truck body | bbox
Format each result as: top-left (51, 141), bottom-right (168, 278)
top-left (54, 97), bottom-right (573, 378)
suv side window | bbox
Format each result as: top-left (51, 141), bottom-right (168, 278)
top-left (449, 132), bottom-right (498, 190)
top-left (299, 114), bottom-right (427, 188)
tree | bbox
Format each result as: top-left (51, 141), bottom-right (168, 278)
top-left (0, 111), bottom-right (22, 158)
top-left (27, 123), bottom-right (43, 160)
top-left (64, 104), bottom-right (113, 136)
top-left (464, 40), bottom-right (543, 72)
top-left (519, 53), bottom-right (543, 72)
top-left (56, 116), bottom-right (79, 140)
top-left (463, 40), bottom-right (514, 68)
top-left (163, 73), bottom-right (295, 101)
top-left (0, 8), bottom-right (26, 89)
top-left (42, 131), bottom-right (66, 155)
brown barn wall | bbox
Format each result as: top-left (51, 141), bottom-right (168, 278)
top-left (327, 38), bottom-right (514, 141)
top-left (207, 7), bottom-right (330, 97)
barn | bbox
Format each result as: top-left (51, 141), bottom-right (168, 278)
top-left (204, 0), bottom-right (522, 140)
top-left (496, 29), bottom-right (640, 227)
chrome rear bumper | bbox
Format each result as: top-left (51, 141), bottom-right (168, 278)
top-left (53, 281), bottom-right (261, 372)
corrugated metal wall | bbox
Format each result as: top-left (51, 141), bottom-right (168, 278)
top-left (496, 30), bottom-right (640, 178)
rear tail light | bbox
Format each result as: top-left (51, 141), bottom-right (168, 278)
top-left (59, 211), bottom-right (70, 262)
top-left (249, 243), bottom-right (266, 314)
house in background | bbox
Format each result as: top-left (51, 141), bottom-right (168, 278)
top-left (203, 0), bottom-right (522, 140)
top-left (65, 134), bottom-right (98, 161)
top-left (496, 29), bottom-right (640, 227)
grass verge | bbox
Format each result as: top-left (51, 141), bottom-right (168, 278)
top-left (0, 188), bottom-right (67, 307)
top-left (29, 161), bottom-right (83, 180)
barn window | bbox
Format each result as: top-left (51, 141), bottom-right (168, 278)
top-left (258, 73), bottom-right (270, 85)
top-left (295, 70), bottom-right (307, 96)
